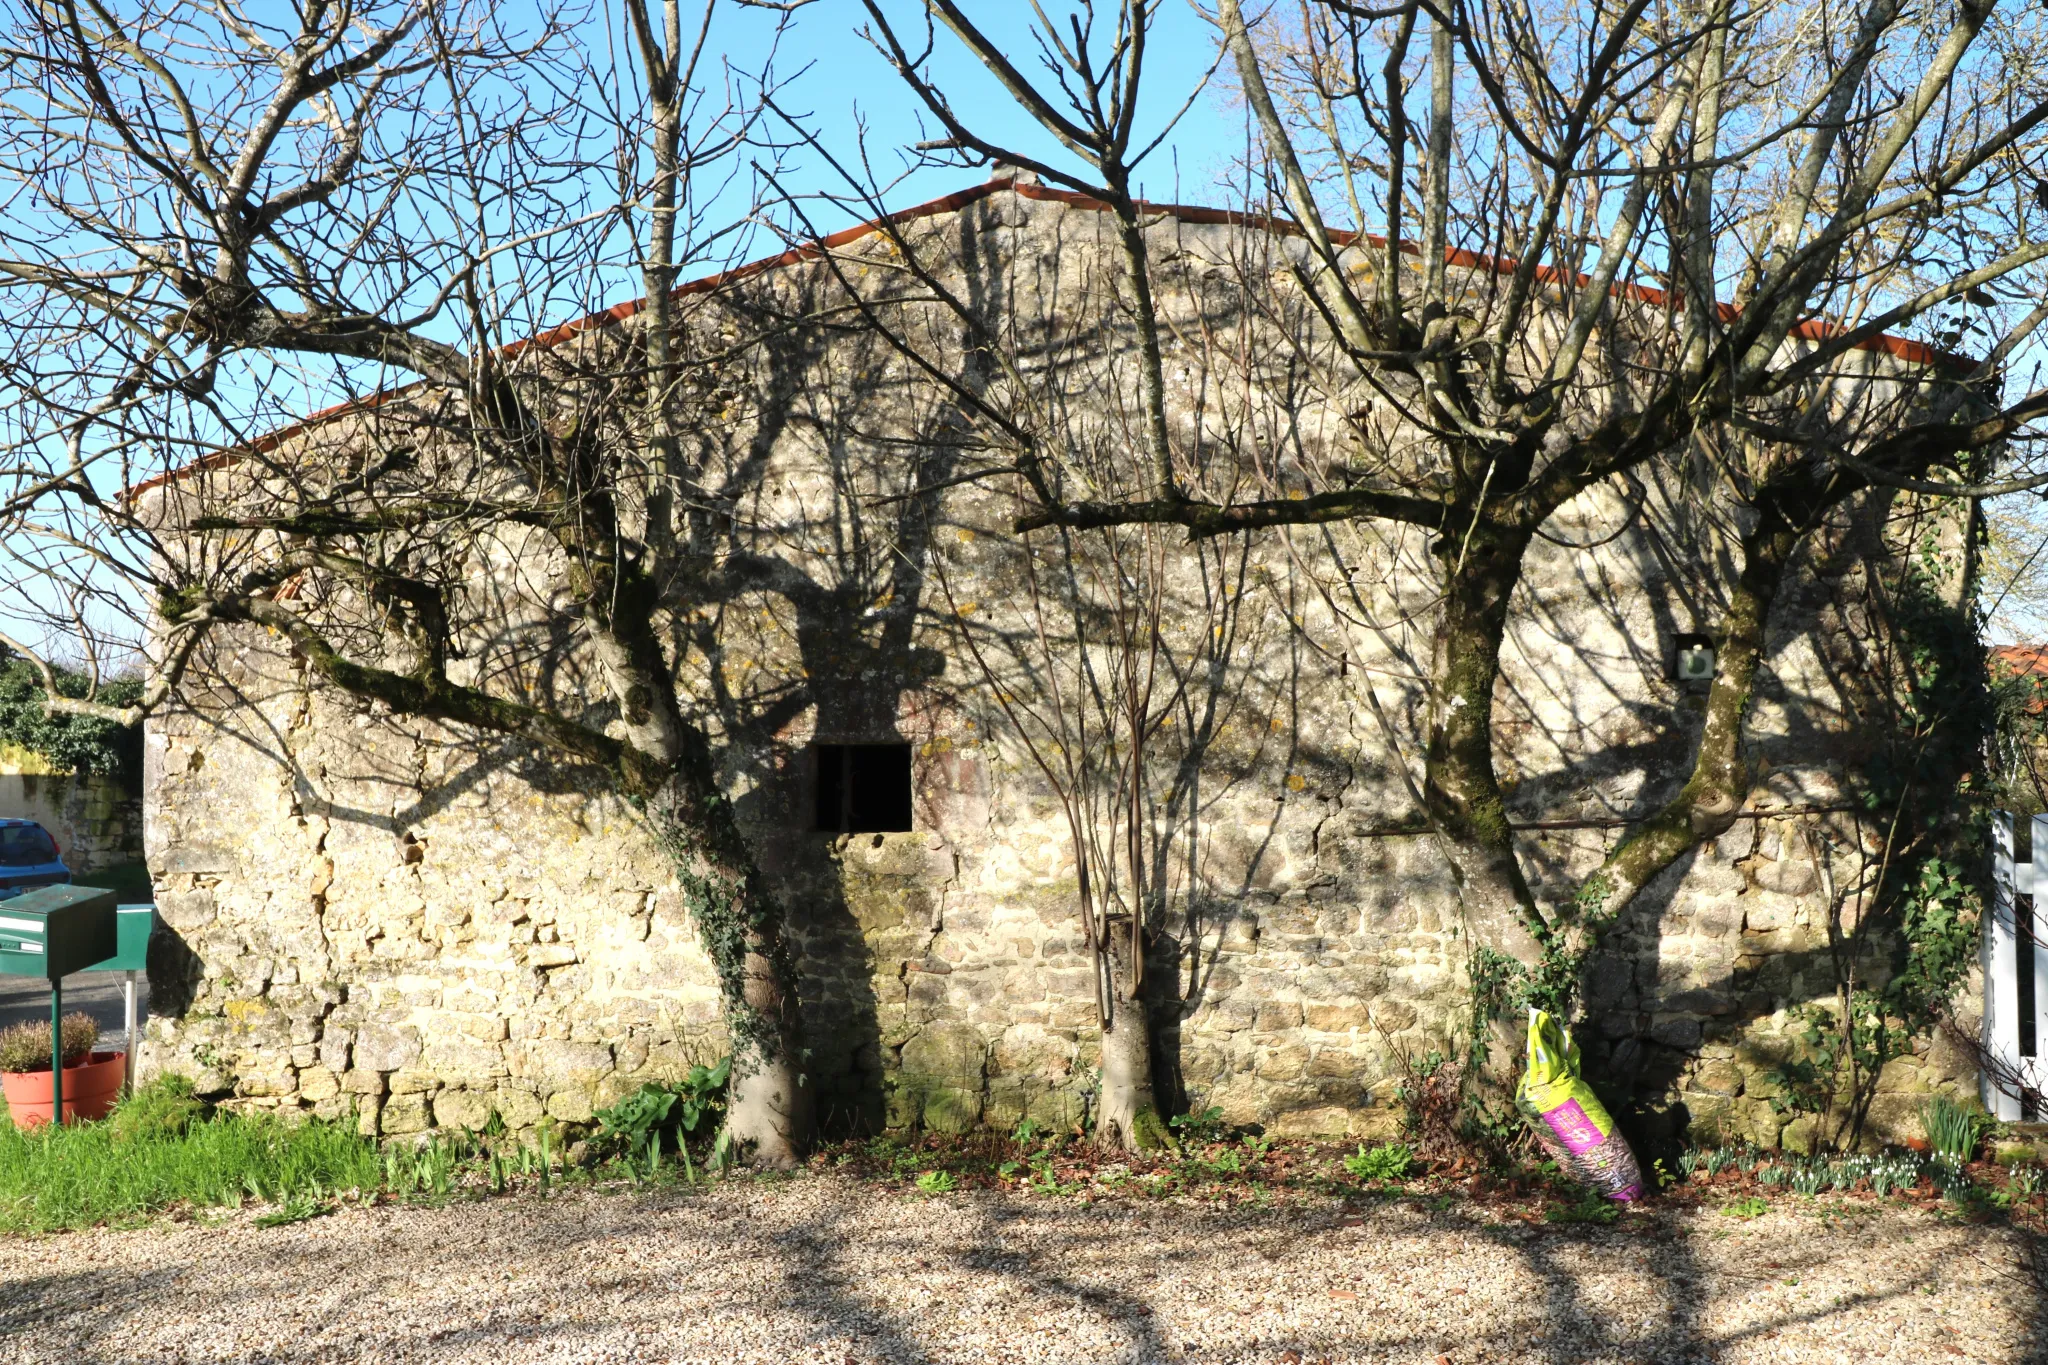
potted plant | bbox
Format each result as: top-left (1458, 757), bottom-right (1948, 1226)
top-left (0, 1013), bottom-right (124, 1127)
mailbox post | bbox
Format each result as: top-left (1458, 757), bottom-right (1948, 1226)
top-left (85, 905), bottom-right (156, 1094)
top-left (0, 887), bottom-right (118, 1122)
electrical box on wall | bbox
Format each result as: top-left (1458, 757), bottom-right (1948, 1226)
top-left (1670, 632), bottom-right (1717, 684)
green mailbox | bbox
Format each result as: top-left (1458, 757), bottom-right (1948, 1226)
top-left (0, 886), bottom-right (117, 1124)
top-left (84, 904), bottom-right (155, 974)
top-left (0, 885), bottom-right (117, 979)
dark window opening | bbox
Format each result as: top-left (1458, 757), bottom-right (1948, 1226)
top-left (814, 743), bottom-right (913, 833)
top-left (2021, 893), bottom-right (2038, 1060)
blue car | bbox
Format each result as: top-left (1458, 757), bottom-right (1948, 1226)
top-left (0, 819), bottom-right (70, 900)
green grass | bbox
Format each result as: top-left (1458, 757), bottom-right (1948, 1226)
top-left (70, 861), bottom-right (153, 903)
top-left (0, 1080), bottom-right (381, 1232)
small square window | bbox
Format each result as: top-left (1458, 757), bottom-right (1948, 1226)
top-left (813, 743), bottom-right (913, 833)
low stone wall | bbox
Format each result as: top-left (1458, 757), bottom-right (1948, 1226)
top-left (130, 180), bottom-right (1983, 1151)
top-left (0, 764), bottom-right (143, 875)
top-left (138, 665), bottom-right (1978, 1150)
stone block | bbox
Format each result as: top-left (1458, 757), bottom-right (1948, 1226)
top-left (898, 1021), bottom-right (986, 1132)
top-left (434, 1088), bottom-right (493, 1131)
top-left (545, 1089), bottom-right (594, 1123)
top-left (1254, 1001), bottom-right (1303, 1032)
top-left (1752, 860), bottom-right (1818, 895)
top-left (1649, 1015), bottom-right (1702, 1050)
top-left (422, 1035), bottom-right (510, 1084)
top-left (1201, 1001), bottom-right (1257, 1034)
top-left (1779, 1114), bottom-right (1819, 1155)
top-left (381, 1093), bottom-right (430, 1135)
top-left (1255, 1045), bottom-right (1309, 1081)
top-left (1661, 988), bottom-right (1735, 1017)
top-left (1689, 1059), bottom-right (1743, 1097)
top-left (524, 1039), bottom-right (614, 1093)
top-left (990, 1024), bottom-right (1073, 1082)
top-left (238, 1069), bottom-right (295, 1098)
top-left (340, 1068), bottom-right (386, 1096)
top-left (1265, 1105), bottom-right (1351, 1138)
top-left (354, 1024), bottom-right (422, 1074)
top-left (1302, 1003), bottom-right (1369, 1033)
top-left (298, 1067), bottom-right (341, 1102)
top-left (388, 1068), bottom-right (439, 1096)
top-left (494, 1086), bottom-right (546, 1128)
top-left (1306, 1047), bottom-right (1363, 1079)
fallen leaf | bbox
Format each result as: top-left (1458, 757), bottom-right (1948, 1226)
top-left (1280, 1351), bottom-right (1303, 1365)
top-left (1437, 1356), bottom-right (1454, 1365)
top-left (1329, 1290), bottom-right (1357, 1301)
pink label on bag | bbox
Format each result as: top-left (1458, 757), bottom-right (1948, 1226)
top-left (1542, 1099), bottom-right (1605, 1155)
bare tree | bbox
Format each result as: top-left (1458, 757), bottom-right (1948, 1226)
top-left (856, 0), bottom-right (2048, 1032)
top-left (0, 0), bottom-right (822, 1162)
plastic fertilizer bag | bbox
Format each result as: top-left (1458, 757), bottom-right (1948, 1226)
top-left (1517, 1007), bottom-right (1644, 1201)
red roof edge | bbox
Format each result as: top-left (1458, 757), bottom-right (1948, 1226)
top-left (127, 173), bottom-right (1968, 498)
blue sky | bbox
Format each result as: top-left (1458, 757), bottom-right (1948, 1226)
top-left (714, 1), bottom-right (1246, 243)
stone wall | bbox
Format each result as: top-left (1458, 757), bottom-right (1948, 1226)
top-left (136, 177), bottom-right (1983, 1151)
top-left (0, 751), bottom-right (143, 875)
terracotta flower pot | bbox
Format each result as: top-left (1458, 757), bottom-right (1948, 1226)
top-left (3, 1050), bottom-right (126, 1128)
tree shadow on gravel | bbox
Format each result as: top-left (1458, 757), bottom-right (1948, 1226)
top-left (0, 1189), bottom-right (2028, 1365)
top-left (1476, 1207), bottom-right (1949, 1365)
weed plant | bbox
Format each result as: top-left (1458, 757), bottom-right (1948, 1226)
top-left (1343, 1141), bottom-right (1415, 1183)
top-left (1919, 1096), bottom-right (1990, 1163)
top-left (0, 1079), bottom-right (380, 1233)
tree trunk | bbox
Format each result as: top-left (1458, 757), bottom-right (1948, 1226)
top-left (1423, 530), bottom-right (1549, 953)
top-left (650, 783), bottom-right (809, 1166)
top-left (1095, 915), bottom-right (1170, 1151)
top-left (724, 943), bottom-right (808, 1167)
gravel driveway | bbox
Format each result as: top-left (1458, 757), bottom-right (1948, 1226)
top-left (0, 1176), bottom-right (2040, 1364)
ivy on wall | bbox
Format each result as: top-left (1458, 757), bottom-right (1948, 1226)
top-left (0, 653), bottom-right (142, 779)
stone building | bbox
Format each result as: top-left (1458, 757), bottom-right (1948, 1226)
top-left (135, 173), bottom-right (1983, 1150)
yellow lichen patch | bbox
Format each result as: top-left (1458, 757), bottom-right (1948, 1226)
top-left (0, 743), bottom-right (60, 775)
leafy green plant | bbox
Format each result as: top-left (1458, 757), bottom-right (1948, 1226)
top-left (1721, 1196), bottom-right (1769, 1220)
top-left (914, 1169), bottom-right (956, 1194)
top-left (0, 654), bottom-right (142, 777)
top-left (594, 1085), bottom-right (679, 1158)
top-left (1919, 1096), bottom-right (1990, 1164)
top-left (590, 1057), bottom-right (730, 1179)
top-left (1202, 1148), bottom-right (1244, 1176)
top-left (2009, 1164), bottom-right (2043, 1201)
top-left (1343, 1141), bottom-right (1415, 1183)
top-left (1168, 1105), bottom-right (1226, 1143)
top-left (1544, 1193), bottom-right (1620, 1225)
top-left (0, 1013), bottom-right (98, 1073)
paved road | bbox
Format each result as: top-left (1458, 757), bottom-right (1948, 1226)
top-left (0, 970), bottom-right (148, 1048)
